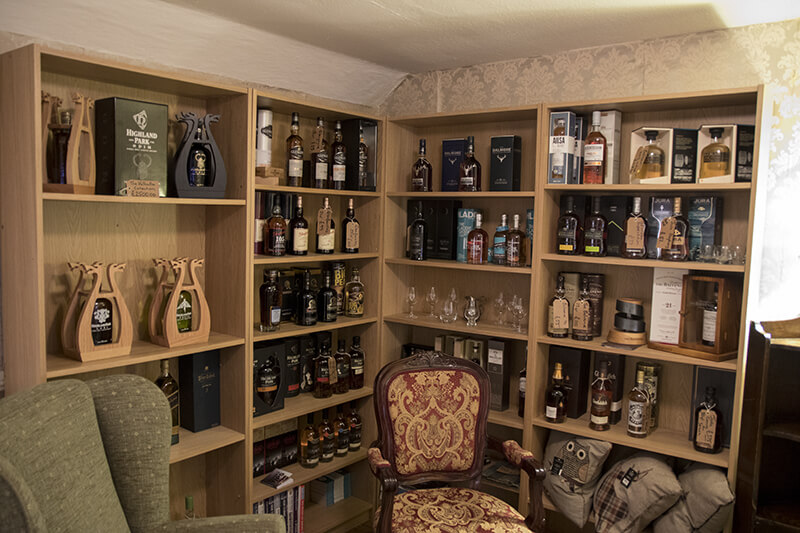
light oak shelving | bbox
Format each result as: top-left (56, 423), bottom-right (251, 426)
top-left (252, 316), bottom-right (378, 343)
top-left (252, 387), bottom-right (374, 430)
top-left (169, 425), bottom-right (246, 464)
top-left (305, 497), bottom-right (372, 533)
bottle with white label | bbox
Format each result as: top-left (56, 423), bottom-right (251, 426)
top-left (311, 117), bottom-right (329, 189)
top-left (545, 363), bottom-right (568, 423)
top-left (285, 112), bottom-right (303, 187)
top-left (627, 369), bottom-right (650, 438)
top-left (259, 269), bottom-right (281, 332)
top-left (702, 284), bottom-right (718, 347)
top-left (289, 195), bottom-right (309, 255)
top-left (330, 120), bottom-right (346, 190)
top-left (550, 118), bottom-right (567, 182)
top-left (316, 197), bottom-right (335, 254)
top-left (583, 110), bottom-right (606, 184)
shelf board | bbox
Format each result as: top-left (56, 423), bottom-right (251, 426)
top-left (46, 332), bottom-right (245, 378)
top-left (169, 425), bottom-right (245, 464)
top-left (385, 257), bottom-right (532, 275)
top-left (543, 182), bottom-right (751, 192)
top-left (42, 192), bottom-right (246, 206)
top-left (255, 252), bottom-right (379, 265)
top-left (388, 191), bottom-right (535, 198)
top-left (251, 449), bottom-right (368, 503)
top-left (536, 335), bottom-right (738, 370)
top-left (253, 388), bottom-right (374, 430)
top-left (540, 253), bottom-right (745, 273)
top-left (305, 497), bottom-right (372, 533)
top-left (532, 414), bottom-right (729, 468)
top-left (384, 313), bottom-right (529, 341)
top-left (488, 408), bottom-right (525, 430)
top-left (254, 184), bottom-right (380, 197)
top-left (254, 316), bottom-right (378, 343)
top-left (762, 422), bottom-right (800, 444)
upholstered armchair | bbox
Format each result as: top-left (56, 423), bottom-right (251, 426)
top-left (0, 375), bottom-right (284, 533)
top-left (369, 351), bottom-right (545, 532)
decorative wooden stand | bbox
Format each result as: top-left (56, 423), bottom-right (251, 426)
top-left (61, 262), bottom-right (133, 361)
top-left (42, 93), bottom-right (96, 194)
top-left (173, 112), bottom-right (227, 198)
top-left (149, 257), bottom-right (211, 347)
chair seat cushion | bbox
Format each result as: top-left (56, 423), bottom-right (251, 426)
top-left (390, 487), bottom-right (528, 532)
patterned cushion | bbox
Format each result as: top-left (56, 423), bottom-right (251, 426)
top-left (390, 487), bottom-right (528, 532)
top-left (387, 369), bottom-right (480, 475)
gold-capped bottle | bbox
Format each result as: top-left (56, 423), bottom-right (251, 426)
top-left (545, 363), bottom-right (568, 423)
top-left (300, 413), bottom-right (320, 468)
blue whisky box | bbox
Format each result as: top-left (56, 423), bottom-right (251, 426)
top-left (456, 208), bottom-right (479, 263)
top-left (178, 350), bottom-right (220, 432)
top-left (687, 196), bottom-right (723, 260)
top-left (441, 138), bottom-right (467, 191)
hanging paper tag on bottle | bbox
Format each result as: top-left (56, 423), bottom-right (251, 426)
top-left (317, 208), bottom-right (332, 235)
top-left (625, 218), bottom-right (646, 249)
top-left (656, 218), bottom-right (676, 249)
top-left (695, 408), bottom-right (717, 449)
top-left (328, 356), bottom-right (338, 384)
top-left (346, 222), bottom-right (360, 250)
top-left (552, 299), bottom-right (569, 329)
top-left (311, 128), bottom-right (324, 153)
top-left (573, 300), bottom-right (591, 331)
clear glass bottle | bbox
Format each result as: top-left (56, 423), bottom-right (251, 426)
top-left (590, 361), bottom-right (612, 431)
top-left (572, 277), bottom-right (594, 341)
top-left (492, 214), bottom-right (509, 265)
top-left (358, 127), bottom-right (369, 189)
top-left (334, 405), bottom-right (350, 457)
top-left (345, 267), bottom-right (365, 317)
top-left (347, 402), bottom-right (362, 451)
top-left (630, 130), bottom-right (665, 182)
top-left (506, 214), bottom-right (526, 267)
top-left (318, 409), bottom-right (335, 462)
top-left (316, 197), bottom-right (335, 254)
top-left (661, 197), bottom-right (689, 261)
top-left (556, 195), bottom-right (582, 255)
top-left (693, 386), bottom-right (723, 454)
top-left (296, 269), bottom-right (318, 326)
top-left (408, 202), bottom-right (428, 261)
top-left (583, 196), bottom-right (607, 257)
top-left (300, 413), bottom-right (320, 468)
top-left (547, 275), bottom-right (570, 338)
top-left (341, 198), bottom-right (359, 253)
top-left (265, 203), bottom-right (287, 256)
top-left (411, 138), bottom-right (433, 192)
top-left (621, 196), bottom-right (647, 259)
top-left (349, 336), bottom-right (365, 389)
top-left (311, 117), bottom-right (329, 189)
top-left (333, 340), bottom-right (351, 394)
top-left (550, 118), bottom-right (567, 183)
top-left (583, 111), bottom-right (607, 184)
top-left (699, 128), bottom-right (730, 179)
top-left (259, 269), bottom-right (281, 332)
top-left (155, 360), bottom-right (180, 445)
top-left (627, 369), bottom-right (650, 438)
top-left (317, 270), bottom-right (338, 323)
top-left (313, 341), bottom-right (333, 399)
top-left (545, 362), bottom-right (568, 423)
top-left (459, 135), bottom-right (481, 192)
top-left (288, 195), bottom-right (309, 256)
top-left (330, 120), bottom-right (346, 190)
top-left (467, 213), bottom-right (489, 264)
top-left (285, 112), bottom-right (304, 187)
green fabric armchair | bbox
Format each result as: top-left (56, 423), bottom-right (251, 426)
top-left (0, 374), bottom-right (285, 533)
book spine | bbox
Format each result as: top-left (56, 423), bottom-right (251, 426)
top-left (299, 485), bottom-right (305, 533)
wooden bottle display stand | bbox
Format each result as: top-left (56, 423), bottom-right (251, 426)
top-left (61, 262), bottom-right (133, 360)
top-left (149, 257), bottom-right (211, 347)
top-left (42, 92), bottom-right (96, 194)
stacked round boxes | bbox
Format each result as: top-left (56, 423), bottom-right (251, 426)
top-left (607, 297), bottom-right (646, 346)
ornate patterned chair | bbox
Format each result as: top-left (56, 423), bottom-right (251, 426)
top-left (369, 350), bottom-right (545, 532)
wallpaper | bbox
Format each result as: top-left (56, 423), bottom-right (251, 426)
top-left (384, 18), bottom-right (800, 322)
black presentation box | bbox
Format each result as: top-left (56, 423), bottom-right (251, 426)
top-left (178, 350), bottom-right (221, 432)
top-left (253, 342), bottom-right (287, 416)
top-left (489, 135), bottom-right (522, 191)
top-left (548, 346), bottom-right (590, 419)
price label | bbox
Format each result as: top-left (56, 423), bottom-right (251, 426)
top-left (695, 408), bottom-right (717, 449)
top-left (573, 300), bottom-right (591, 332)
top-left (317, 208), bottom-right (332, 235)
top-left (656, 217), bottom-right (676, 249)
top-left (552, 299), bottom-right (569, 329)
top-left (311, 128), bottom-right (324, 153)
top-left (124, 179), bottom-right (160, 197)
top-left (625, 217), bottom-right (646, 250)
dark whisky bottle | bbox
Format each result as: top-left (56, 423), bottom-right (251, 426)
top-left (349, 336), bottom-right (365, 389)
top-left (572, 277), bottom-right (594, 341)
top-left (621, 196), bottom-right (647, 259)
top-left (342, 198), bottom-right (359, 253)
top-left (344, 267), bottom-right (365, 317)
top-left (590, 361), bottom-right (612, 431)
top-left (155, 360), bottom-right (180, 445)
top-left (300, 413), bottom-right (320, 468)
top-left (408, 202), bottom-right (428, 261)
top-left (506, 214), bottom-right (526, 267)
top-left (48, 111), bottom-right (71, 184)
top-left (556, 196), bottom-right (582, 254)
top-left (317, 270), bottom-right (338, 323)
top-left (188, 126), bottom-right (213, 187)
top-left (313, 341), bottom-right (333, 398)
top-left (288, 195), bottom-right (309, 256)
top-left (518, 365), bottom-right (526, 418)
top-left (358, 127), bottom-right (369, 189)
top-left (311, 117), bottom-right (329, 189)
top-left (266, 203), bottom-right (287, 256)
top-left (661, 197), bottom-right (689, 261)
top-left (259, 269), bottom-right (281, 332)
top-left (693, 386), bottom-right (723, 454)
top-left (91, 297), bottom-right (113, 345)
top-left (584, 196), bottom-right (607, 256)
top-left (348, 402), bottom-right (362, 451)
top-left (256, 359), bottom-right (279, 406)
top-left (296, 270), bottom-right (318, 326)
top-left (330, 120), bottom-right (346, 190)
top-left (176, 291), bottom-right (192, 333)
top-left (412, 138), bottom-right (433, 192)
top-left (459, 135), bottom-right (481, 192)
top-left (334, 405), bottom-right (350, 457)
top-left (316, 197), bottom-right (335, 254)
top-left (333, 339), bottom-right (351, 394)
top-left (286, 112), bottom-right (304, 187)
top-left (467, 213), bottom-right (489, 264)
top-left (547, 275), bottom-right (570, 338)
top-left (544, 362), bottom-right (567, 423)
top-left (318, 409), bottom-right (335, 462)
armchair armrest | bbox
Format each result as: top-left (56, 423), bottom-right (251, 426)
top-left (488, 437), bottom-right (546, 533)
top-left (368, 447), bottom-right (397, 533)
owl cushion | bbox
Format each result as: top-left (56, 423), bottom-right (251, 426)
top-left (543, 431), bottom-right (612, 527)
top-left (652, 464), bottom-right (734, 533)
top-left (593, 453), bottom-right (682, 533)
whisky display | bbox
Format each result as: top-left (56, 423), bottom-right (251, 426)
top-left (318, 409), bottom-right (335, 462)
top-left (316, 197), bottom-right (335, 254)
top-left (311, 117), bottom-right (329, 189)
top-left (556, 196), bottom-right (581, 254)
top-left (155, 359), bottom-right (180, 445)
top-left (466, 213), bottom-right (489, 264)
top-left (630, 130), bottom-right (665, 182)
top-left (583, 111), bottom-right (606, 184)
top-left (702, 284), bottom-right (719, 347)
top-left (313, 341), bottom-right (333, 399)
top-left (349, 336), bottom-right (365, 389)
top-left (627, 369), bottom-right (651, 438)
top-left (344, 267), bottom-right (365, 317)
top-left (286, 112), bottom-right (304, 187)
top-left (341, 198), bottom-right (359, 253)
top-left (265, 203), bottom-right (287, 256)
top-left (572, 277), bottom-right (593, 341)
top-left (332, 262), bottom-right (346, 315)
top-left (699, 127), bottom-right (730, 179)
top-left (458, 136), bottom-right (481, 192)
top-left (259, 269), bottom-right (281, 332)
top-left (489, 135), bottom-right (522, 191)
top-left (330, 120), bottom-right (346, 190)
top-left (589, 361), bottom-right (612, 431)
top-left (492, 214), bottom-right (509, 265)
top-left (288, 196), bottom-right (309, 256)
top-left (621, 196), bottom-right (647, 258)
top-left (659, 197), bottom-right (689, 261)
top-left (548, 275), bottom-right (570, 338)
top-left (300, 413), bottom-right (320, 468)
top-left (358, 127), bottom-right (369, 189)
top-left (506, 214), bottom-right (526, 267)
top-left (285, 339), bottom-right (300, 398)
top-left (412, 138), bottom-right (433, 192)
top-left (637, 361), bottom-right (661, 429)
top-left (548, 111), bottom-right (577, 183)
top-left (583, 196), bottom-right (607, 256)
top-left (347, 402), bottom-right (362, 451)
top-left (545, 362), bottom-right (568, 423)
top-left (334, 406), bottom-right (350, 457)
top-left (693, 386), bottom-right (723, 454)
top-left (296, 270), bottom-right (318, 326)
top-left (408, 202), bottom-right (428, 261)
top-left (333, 340), bottom-right (351, 394)
top-left (317, 270), bottom-right (338, 323)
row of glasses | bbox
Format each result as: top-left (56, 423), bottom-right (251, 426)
top-left (407, 286), bottom-right (528, 331)
top-left (492, 292), bottom-right (529, 332)
top-left (696, 244), bottom-right (745, 265)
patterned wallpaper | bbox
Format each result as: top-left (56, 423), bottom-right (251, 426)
top-left (384, 18), bottom-right (800, 322)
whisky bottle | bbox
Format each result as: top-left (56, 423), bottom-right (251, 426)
top-left (184, 496), bottom-right (197, 520)
top-left (188, 126), bottom-right (213, 187)
top-left (345, 267), bottom-right (365, 317)
top-left (621, 196), bottom-right (647, 259)
top-left (176, 290), bottom-right (192, 333)
top-left (286, 112), bottom-right (304, 187)
top-left (547, 275), bottom-right (570, 338)
top-left (316, 197), bottom-right (335, 254)
top-left (699, 128), bottom-right (730, 179)
top-left (583, 111), bottom-right (607, 184)
top-left (572, 277), bottom-right (594, 341)
top-left (660, 197), bottom-right (689, 261)
top-left (492, 214), bottom-right (509, 265)
top-left (583, 197), bottom-right (607, 256)
top-left (259, 269), bottom-right (281, 332)
top-left (317, 270), bottom-right (338, 323)
top-left (702, 284), bottom-right (719, 347)
top-left (155, 360), bottom-right (180, 445)
top-left (411, 138), bottom-right (433, 192)
top-left (330, 120), bottom-right (346, 190)
top-left (313, 341), bottom-right (333, 399)
top-left (48, 111), bottom-right (71, 184)
top-left (506, 214), bottom-right (526, 267)
top-left (91, 298), bottom-right (113, 345)
top-left (408, 202), bottom-right (428, 261)
top-left (347, 402), bottom-right (362, 451)
top-left (334, 405), bottom-right (350, 457)
top-left (518, 365), bottom-right (526, 418)
top-left (630, 130), bottom-right (665, 182)
top-left (550, 118), bottom-right (567, 183)
top-left (318, 409), bottom-right (335, 463)
top-left (300, 413), bottom-right (320, 468)
top-left (627, 369), bottom-right (650, 438)
top-left (466, 213), bottom-right (489, 264)
top-left (288, 195), bottom-right (309, 256)
top-left (590, 361), bottom-right (612, 431)
top-left (342, 198), bottom-right (360, 253)
top-left (349, 335), bottom-right (365, 389)
top-left (693, 386), bottom-right (723, 454)
top-left (256, 359), bottom-right (278, 406)
top-left (358, 127), bottom-right (369, 189)
top-left (265, 203), bottom-right (287, 256)
top-left (545, 362), bottom-right (568, 423)
top-left (296, 270), bottom-right (318, 326)
top-left (556, 195), bottom-right (582, 255)
top-left (459, 135), bottom-right (481, 192)
top-left (311, 117), bottom-right (329, 189)
top-left (333, 339), bottom-right (351, 394)
top-left (469, 344), bottom-right (481, 366)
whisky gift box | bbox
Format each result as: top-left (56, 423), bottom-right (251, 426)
top-left (696, 124), bottom-right (754, 183)
top-left (734, 125), bottom-right (755, 182)
top-left (298, 335), bottom-right (316, 393)
top-left (178, 350), bottom-right (220, 432)
top-left (600, 196), bottom-right (630, 256)
top-left (464, 338), bottom-right (486, 368)
top-left (548, 111), bottom-right (577, 184)
top-left (406, 200), bottom-right (437, 258)
top-left (548, 345), bottom-right (590, 419)
top-left (487, 339), bottom-right (509, 411)
top-left (573, 116), bottom-right (585, 184)
top-left (599, 110), bottom-right (622, 184)
top-left (456, 208), bottom-right (479, 263)
top-left (253, 438), bottom-right (266, 477)
top-left (646, 197), bottom-right (673, 259)
top-left (629, 127), bottom-right (672, 184)
top-left (433, 200), bottom-right (461, 260)
top-left (688, 367), bottom-right (735, 447)
top-left (672, 128), bottom-right (698, 183)
top-left (678, 275), bottom-right (742, 357)
top-left (489, 135), bottom-right (521, 191)
top-left (649, 267), bottom-right (689, 345)
top-left (265, 436), bottom-right (282, 472)
top-left (284, 338), bottom-right (301, 398)
top-left (342, 118), bottom-right (378, 191)
top-left (253, 341), bottom-right (287, 416)
top-left (95, 97), bottom-right (168, 196)
top-left (584, 273), bottom-right (605, 338)
top-left (442, 138), bottom-right (467, 191)
top-left (592, 352), bottom-right (625, 424)
top-left (687, 196), bottom-right (723, 260)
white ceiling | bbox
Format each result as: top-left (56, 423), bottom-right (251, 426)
top-left (161, 0), bottom-right (800, 72)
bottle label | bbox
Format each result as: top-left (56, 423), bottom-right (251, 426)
top-left (507, 241), bottom-right (520, 264)
top-left (318, 230), bottom-right (335, 251)
top-left (703, 309), bottom-right (717, 342)
top-left (254, 219), bottom-right (265, 244)
top-left (347, 291), bottom-right (364, 316)
top-left (288, 158), bottom-right (303, 178)
top-left (336, 429), bottom-right (349, 453)
top-left (333, 165), bottom-right (346, 182)
top-left (409, 232), bottom-right (424, 256)
top-left (336, 359), bottom-right (349, 379)
top-left (628, 400), bottom-right (647, 434)
top-left (351, 360), bottom-right (364, 375)
top-left (321, 435), bottom-right (335, 459)
top-left (519, 377), bottom-right (526, 394)
top-left (293, 228), bottom-right (308, 252)
top-left (625, 217), bottom-right (646, 250)
top-left (695, 408), bottom-right (717, 449)
top-left (412, 172), bottom-right (424, 187)
top-left (573, 300), bottom-right (591, 333)
top-left (317, 361), bottom-right (329, 383)
top-left (325, 297), bottom-right (338, 317)
top-left (176, 294), bottom-right (192, 333)
top-left (270, 306), bottom-right (281, 324)
top-left (460, 175), bottom-right (474, 187)
top-left (269, 228), bottom-right (286, 254)
top-left (91, 303), bottom-right (112, 344)
top-left (585, 245), bottom-right (600, 253)
top-left (315, 162), bottom-right (328, 182)
top-left (550, 299), bottom-right (569, 331)
top-left (584, 144), bottom-right (604, 165)
top-left (703, 151), bottom-right (729, 163)
top-left (590, 413), bottom-right (609, 425)
top-left (305, 438), bottom-right (320, 464)
top-left (545, 405), bottom-right (557, 419)
top-left (349, 423), bottom-right (362, 449)
top-left (645, 151), bottom-right (664, 165)
top-left (346, 222), bottom-right (360, 249)
top-left (467, 238), bottom-right (483, 262)
top-left (317, 208), bottom-right (332, 235)
top-left (493, 236), bottom-right (506, 263)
